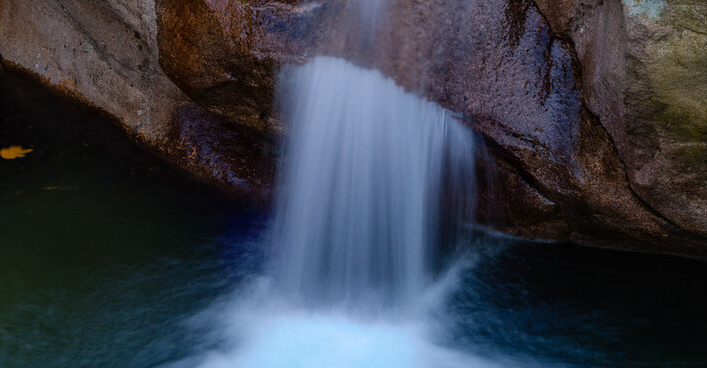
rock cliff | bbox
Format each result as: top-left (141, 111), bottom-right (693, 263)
top-left (1, 0), bottom-right (704, 257)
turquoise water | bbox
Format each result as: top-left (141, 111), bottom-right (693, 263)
top-left (1, 72), bottom-right (706, 367)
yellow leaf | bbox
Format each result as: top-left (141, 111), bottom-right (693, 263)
top-left (1, 146), bottom-right (34, 159)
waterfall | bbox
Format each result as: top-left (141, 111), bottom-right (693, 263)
top-left (171, 4), bottom-right (487, 368)
top-left (271, 57), bottom-right (476, 308)
top-left (167, 54), bottom-right (520, 368)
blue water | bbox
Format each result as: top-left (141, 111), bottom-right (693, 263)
top-left (1, 66), bottom-right (706, 368)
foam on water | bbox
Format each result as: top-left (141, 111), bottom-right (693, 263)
top-left (167, 266), bottom-right (508, 368)
top-left (194, 313), bottom-right (503, 368)
top-left (167, 56), bottom-right (489, 368)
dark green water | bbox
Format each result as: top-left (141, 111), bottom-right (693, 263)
top-left (1, 72), bottom-right (705, 368)
top-left (0, 72), bottom-right (268, 367)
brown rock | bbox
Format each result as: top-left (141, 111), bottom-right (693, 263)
top-left (533, 0), bottom-right (707, 239)
top-left (352, 0), bottom-right (704, 256)
top-left (156, 0), bottom-right (273, 132)
top-left (154, 0), bottom-right (346, 133)
top-left (1, 0), bottom-right (704, 257)
top-left (0, 0), bottom-right (275, 196)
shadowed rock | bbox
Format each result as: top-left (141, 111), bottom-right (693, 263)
top-left (0, 0), bottom-right (276, 196)
top-left (0, 0), bottom-right (704, 257)
top-left (534, 0), bottom-right (707, 239)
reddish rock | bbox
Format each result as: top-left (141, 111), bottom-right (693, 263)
top-left (157, 0), bottom-right (274, 132)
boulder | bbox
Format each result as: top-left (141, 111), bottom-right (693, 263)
top-left (357, 0), bottom-right (705, 256)
top-left (0, 0), bottom-right (704, 257)
top-left (533, 0), bottom-right (707, 238)
top-left (0, 0), bottom-right (275, 195)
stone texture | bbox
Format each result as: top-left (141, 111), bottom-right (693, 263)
top-left (533, 0), bottom-right (707, 238)
top-left (330, 0), bottom-right (701, 255)
top-left (0, 0), bottom-right (704, 257)
top-left (157, 0), bottom-right (273, 132)
top-left (154, 0), bottom-right (346, 132)
top-left (0, 0), bottom-right (178, 142)
top-left (0, 0), bottom-right (275, 195)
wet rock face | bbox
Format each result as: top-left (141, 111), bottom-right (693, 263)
top-left (355, 0), bottom-right (704, 255)
top-left (172, 105), bottom-right (276, 194)
top-left (0, 0), bottom-right (179, 142)
top-left (159, 0), bottom-right (704, 255)
top-left (155, 0), bottom-right (347, 133)
top-left (533, 0), bottom-right (707, 238)
top-left (156, 0), bottom-right (273, 132)
top-left (0, 0), bottom-right (275, 195)
top-left (0, 0), bottom-right (704, 256)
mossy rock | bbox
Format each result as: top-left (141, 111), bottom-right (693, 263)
top-left (673, 145), bottom-right (707, 169)
top-left (644, 1), bottom-right (707, 144)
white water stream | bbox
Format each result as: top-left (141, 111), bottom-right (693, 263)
top-left (169, 3), bottom-right (516, 366)
top-left (271, 57), bottom-right (476, 309)
top-left (166, 56), bottom-right (508, 368)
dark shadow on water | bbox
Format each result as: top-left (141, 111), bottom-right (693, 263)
top-left (444, 230), bottom-right (707, 367)
top-left (0, 70), bottom-right (269, 367)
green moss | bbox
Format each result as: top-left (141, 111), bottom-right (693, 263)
top-left (663, 0), bottom-right (707, 33)
top-left (652, 100), bottom-right (707, 145)
top-left (658, 118), bottom-right (707, 145)
top-left (645, 2), bottom-right (707, 143)
top-left (673, 145), bottom-right (707, 168)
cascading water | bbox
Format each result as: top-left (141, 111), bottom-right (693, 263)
top-left (170, 57), bottom-right (493, 368)
top-left (271, 57), bottom-right (476, 309)
top-left (169, 2), bottom-right (505, 367)
top-left (173, 57), bottom-right (488, 368)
